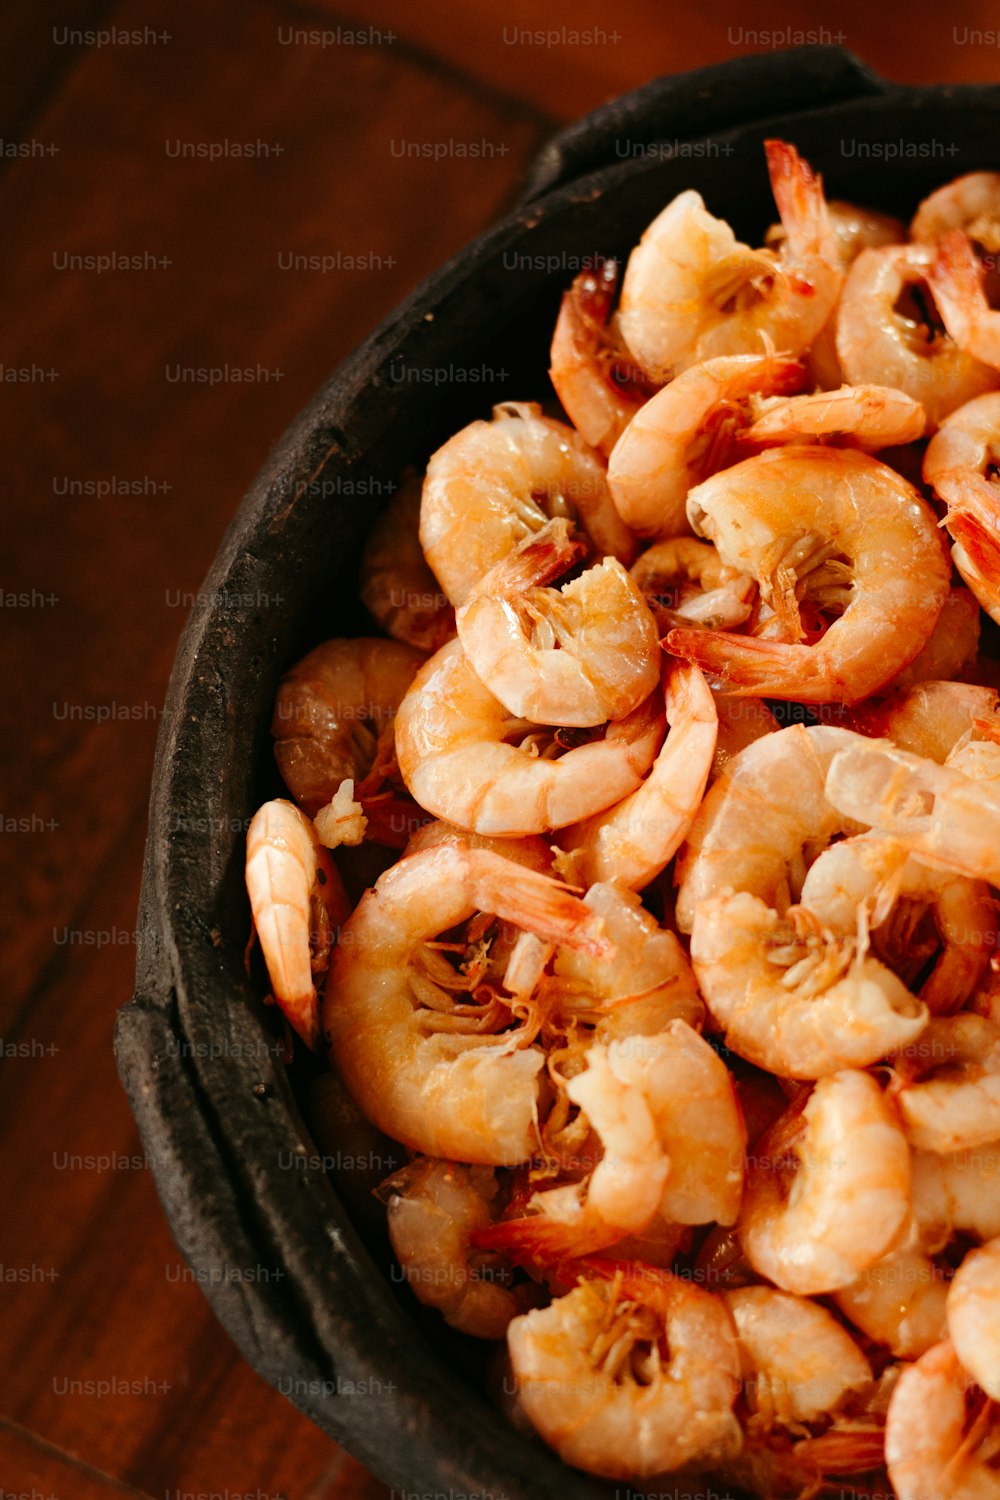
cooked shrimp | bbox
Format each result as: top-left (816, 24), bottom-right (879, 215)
top-left (948, 1238), bottom-right (1000, 1401)
top-left (824, 738), bottom-right (1000, 885)
top-left (725, 1286), bottom-right (872, 1426)
top-left (885, 1340), bottom-right (1000, 1500)
top-left (740, 384), bottom-right (926, 450)
top-left (836, 243), bottom-right (999, 429)
top-left (618, 140), bottom-right (841, 380)
top-left (738, 1071), bottom-right (911, 1294)
top-left (324, 842), bottom-right (610, 1165)
top-left (800, 834), bottom-right (993, 1016)
top-left (856, 679), bottom-right (998, 763)
top-left (929, 229), bottom-right (1000, 373)
top-left (666, 447), bottom-right (951, 705)
top-left (924, 390), bottom-right (1000, 626)
top-left (833, 1242), bottom-right (949, 1359)
top-left (395, 638), bottom-right (663, 836)
top-left (455, 522), bottom-right (660, 728)
top-left (548, 260), bottom-right (654, 456)
top-left (711, 694), bottom-right (779, 780)
top-left (912, 171), bottom-right (1000, 249)
top-left (606, 352), bottom-right (805, 538)
top-left (677, 724), bottom-right (879, 932)
top-left (383, 1158), bottom-right (530, 1339)
top-left (245, 799), bottom-right (351, 1050)
top-left (557, 661), bottom-right (717, 892)
top-left (913, 1141), bottom-right (1000, 1250)
top-left (629, 537), bottom-right (756, 633)
top-left (893, 1015), bottom-right (1000, 1153)
top-left (506, 1264), bottom-right (742, 1478)
top-left (271, 637), bottom-right (425, 816)
top-left (358, 477), bottom-right (455, 652)
top-left (692, 890), bottom-right (927, 1078)
top-left (420, 402), bottom-right (635, 608)
top-left (885, 588), bottom-right (981, 694)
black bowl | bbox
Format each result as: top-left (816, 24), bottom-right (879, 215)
top-left (116, 48), bottom-right (1000, 1498)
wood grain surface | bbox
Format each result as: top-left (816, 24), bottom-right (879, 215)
top-left (1, 2), bottom-right (995, 1494)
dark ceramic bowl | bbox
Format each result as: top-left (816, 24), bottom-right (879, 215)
top-left (116, 48), bottom-right (1000, 1498)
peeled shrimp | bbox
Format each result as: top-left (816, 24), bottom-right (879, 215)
top-left (506, 1264), bottom-right (742, 1479)
top-left (857, 678), bottom-right (998, 764)
top-left (629, 537), bottom-right (755, 633)
top-left (948, 1238), bottom-right (1000, 1401)
top-left (619, 140), bottom-right (841, 380)
top-left (455, 522), bottom-right (660, 728)
top-left (245, 799), bottom-right (350, 1050)
top-left (740, 383), bottom-right (926, 450)
top-left (739, 1070), bottom-right (911, 1294)
top-left (886, 588), bottom-right (981, 694)
top-left (420, 402), bottom-right (635, 608)
top-left (383, 1158), bottom-right (528, 1339)
top-left (800, 834), bottom-right (993, 1016)
top-left (833, 1242), bottom-right (949, 1359)
top-left (724, 1286), bottom-right (872, 1426)
top-left (894, 1015), bottom-right (1000, 1153)
top-left (836, 243), bottom-right (999, 429)
top-left (394, 638), bottom-right (663, 836)
top-left (885, 1341), bottom-right (1000, 1500)
top-left (557, 661), bottom-right (717, 892)
top-left (548, 260), bottom-right (653, 456)
top-left (323, 842), bottom-right (610, 1165)
top-left (358, 477), bottom-right (455, 652)
top-left (666, 447), bottom-right (951, 705)
top-left (271, 636), bottom-right (425, 815)
top-left (924, 391), bottom-right (1000, 626)
top-left (606, 352), bottom-right (804, 538)
top-left (824, 738), bottom-right (1000, 885)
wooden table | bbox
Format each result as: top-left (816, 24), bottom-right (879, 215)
top-left (1, 2), bottom-right (995, 1494)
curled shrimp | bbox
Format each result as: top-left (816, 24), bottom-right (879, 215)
top-left (833, 1242), bottom-right (949, 1360)
top-left (420, 402), bottom-right (635, 608)
top-left (618, 140), bottom-right (841, 381)
top-left (271, 636), bottom-right (425, 816)
top-left (800, 833), bottom-right (994, 1016)
top-left (245, 799), bottom-right (351, 1050)
top-left (557, 661), bottom-right (717, 892)
top-left (912, 170), bottom-right (1000, 249)
top-left (855, 679), bottom-right (998, 764)
top-left (381, 1158), bottom-right (531, 1340)
top-left (506, 1263), bottom-right (742, 1479)
top-left (948, 1238), bottom-right (1000, 1402)
top-left (630, 537), bottom-right (756, 634)
top-left (455, 521), bottom-right (660, 728)
top-left (836, 242), bottom-right (999, 429)
top-left (358, 477), bottom-right (455, 652)
top-left (885, 1340), bottom-right (1000, 1500)
top-left (724, 1285), bottom-right (872, 1427)
top-left (824, 738), bottom-right (1000, 886)
top-left (548, 259), bottom-right (655, 456)
top-left (925, 391), bottom-right (1000, 626)
top-left (740, 383), bottom-right (926, 450)
top-left (606, 352), bottom-right (805, 538)
top-left (666, 446), bottom-right (951, 705)
top-left (893, 1015), bottom-right (1000, 1154)
top-left (928, 229), bottom-right (1000, 373)
top-left (885, 588), bottom-right (981, 695)
top-left (738, 1070), bottom-right (911, 1294)
top-left (394, 638), bottom-right (663, 836)
top-left (323, 842), bottom-right (610, 1165)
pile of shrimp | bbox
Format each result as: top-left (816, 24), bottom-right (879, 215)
top-left (245, 144), bottom-right (1000, 1496)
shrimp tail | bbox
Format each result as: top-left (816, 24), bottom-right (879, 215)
top-left (947, 503), bottom-right (1000, 584)
top-left (467, 850), bottom-right (613, 958)
top-left (764, 139), bottom-right (837, 263)
top-left (469, 1216), bottom-right (621, 1271)
top-left (665, 628), bottom-right (837, 704)
top-left (929, 228), bottom-right (988, 341)
top-left (469, 517), bottom-right (586, 600)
